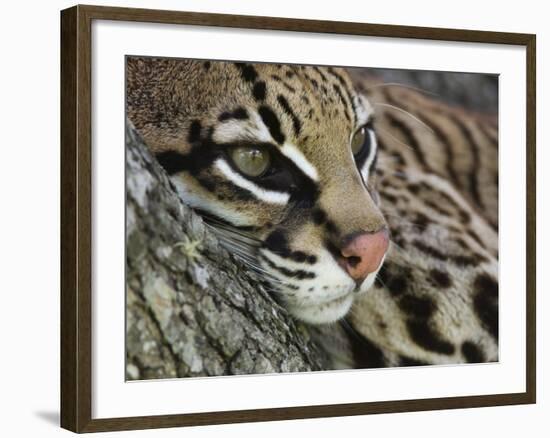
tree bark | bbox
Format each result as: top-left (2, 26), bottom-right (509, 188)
top-left (125, 120), bottom-right (329, 380)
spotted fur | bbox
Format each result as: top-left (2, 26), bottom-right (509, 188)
top-left (126, 57), bottom-right (498, 367)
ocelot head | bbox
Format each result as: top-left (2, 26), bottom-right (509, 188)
top-left (127, 57), bottom-right (389, 324)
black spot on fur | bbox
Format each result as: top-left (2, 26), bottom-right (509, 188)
top-left (234, 62), bottom-right (258, 82)
top-left (429, 268), bottom-right (452, 288)
top-left (203, 61), bottom-right (211, 71)
top-left (311, 208), bottom-right (338, 234)
top-left (406, 320), bottom-right (455, 355)
top-left (289, 250), bottom-right (317, 264)
top-left (291, 251), bottom-right (307, 263)
top-left (381, 192), bottom-right (398, 203)
top-left (264, 230), bottom-right (289, 255)
top-left (415, 212), bottom-right (432, 230)
top-left (399, 295), bottom-right (436, 319)
top-left (462, 341), bottom-right (485, 363)
top-left (342, 320), bottom-right (387, 368)
top-left (408, 183), bottom-right (420, 194)
top-left (473, 273), bottom-right (499, 341)
top-left (258, 106), bottom-right (285, 144)
top-left (253, 81), bottom-right (267, 101)
top-left (399, 356), bottom-right (429, 367)
top-left (451, 255), bottom-right (482, 267)
top-left (413, 240), bottom-right (448, 261)
top-left (312, 208), bottom-right (327, 225)
top-left (188, 120), bottom-right (202, 143)
top-left (460, 210), bottom-right (472, 224)
top-left (375, 264), bottom-right (411, 296)
top-left (396, 284), bottom-right (455, 355)
top-left (324, 220), bottom-right (339, 235)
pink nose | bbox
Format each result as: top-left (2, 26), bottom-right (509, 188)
top-left (340, 229), bottom-right (389, 283)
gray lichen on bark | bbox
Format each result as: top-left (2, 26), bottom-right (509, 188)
top-left (125, 120), bottom-right (329, 380)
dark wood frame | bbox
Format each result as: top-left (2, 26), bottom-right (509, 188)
top-left (60, 4), bottom-right (536, 433)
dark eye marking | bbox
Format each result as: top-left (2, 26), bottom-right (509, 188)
top-left (352, 123), bottom-right (376, 169)
top-left (188, 119), bottom-right (202, 143)
top-left (218, 107), bottom-right (248, 122)
top-left (218, 138), bottom-right (319, 204)
top-left (156, 123), bottom-right (221, 176)
top-left (258, 105), bottom-right (285, 144)
top-left (155, 150), bottom-right (190, 176)
top-left (253, 81), bottom-right (267, 101)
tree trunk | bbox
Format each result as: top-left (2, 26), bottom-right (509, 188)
top-left (125, 120), bottom-right (329, 380)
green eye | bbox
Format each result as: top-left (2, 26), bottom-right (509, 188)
top-left (351, 127), bottom-right (367, 155)
top-left (230, 146), bottom-right (271, 177)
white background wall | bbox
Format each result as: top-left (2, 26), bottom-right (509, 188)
top-left (0, 0), bottom-right (545, 436)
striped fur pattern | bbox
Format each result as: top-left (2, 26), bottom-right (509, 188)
top-left (126, 57), bottom-right (498, 367)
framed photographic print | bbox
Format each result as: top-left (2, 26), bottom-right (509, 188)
top-left (60, 4), bottom-right (536, 433)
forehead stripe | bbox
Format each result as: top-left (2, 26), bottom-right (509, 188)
top-left (258, 105), bottom-right (285, 144)
top-left (327, 67), bottom-right (358, 124)
top-left (214, 158), bottom-right (290, 205)
top-left (312, 66), bottom-right (329, 82)
top-left (277, 94), bottom-right (302, 136)
top-left (332, 84), bottom-right (352, 123)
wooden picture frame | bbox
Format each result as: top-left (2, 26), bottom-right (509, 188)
top-left (60, 4), bottom-right (536, 433)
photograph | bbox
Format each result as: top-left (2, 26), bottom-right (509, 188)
top-left (0, 0), bottom-right (542, 435)
top-left (125, 57), bottom-right (499, 380)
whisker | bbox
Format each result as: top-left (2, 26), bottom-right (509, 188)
top-left (373, 102), bottom-right (434, 134)
top-left (366, 82), bottom-right (440, 98)
top-left (205, 224), bottom-right (261, 246)
top-left (377, 126), bottom-right (414, 151)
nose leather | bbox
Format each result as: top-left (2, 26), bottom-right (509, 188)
top-left (340, 229), bottom-right (389, 282)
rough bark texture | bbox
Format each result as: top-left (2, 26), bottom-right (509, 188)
top-left (125, 120), bottom-right (329, 380)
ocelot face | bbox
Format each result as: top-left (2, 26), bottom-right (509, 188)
top-left (127, 58), bottom-right (389, 324)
